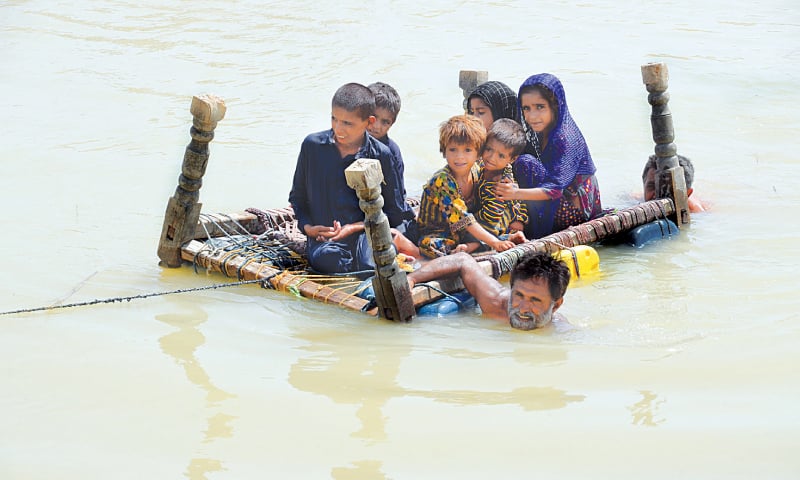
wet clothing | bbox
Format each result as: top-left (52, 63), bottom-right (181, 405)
top-left (515, 73), bottom-right (602, 238)
top-left (465, 80), bottom-right (519, 123)
top-left (417, 164), bottom-right (481, 258)
top-left (476, 164), bottom-right (528, 237)
top-left (289, 129), bottom-right (414, 273)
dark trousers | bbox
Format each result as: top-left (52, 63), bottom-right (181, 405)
top-left (307, 232), bottom-right (374, 274)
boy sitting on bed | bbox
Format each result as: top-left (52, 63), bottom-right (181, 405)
top-left (288, 82), bottom-right (415, 274)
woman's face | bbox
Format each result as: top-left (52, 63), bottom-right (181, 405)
top-left (520, 90), bottom-right (554, 134)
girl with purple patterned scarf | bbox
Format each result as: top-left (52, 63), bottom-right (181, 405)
top-left (496, 73), bottom-right (602, 238)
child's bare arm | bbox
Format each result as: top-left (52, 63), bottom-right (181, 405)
top-left (496, 181), bottom-right (550, 201)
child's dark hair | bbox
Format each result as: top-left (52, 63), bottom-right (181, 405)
top-left (439, 114), bottom-right (486, 155)
top-left (332, 83), bottom-right (375, 120)
top-left (368, 82), bottom-right (401, 122)
top-left (519, 83), bottom-right (559, 120)
top-left (486, 118), bottom-right (526, 158)
top-left (510, 251), bottom-right (570, 301)
top-left (642, 154), bottom-right (695, 188)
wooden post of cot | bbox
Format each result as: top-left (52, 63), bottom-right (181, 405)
top-left (157, 94), bottom-right (227, 267)
top-left (459, 70), bottom-right (488, 99)
top-left (641, 63), bottom-right (690, 227)
top-left (345, 158), bottom-right (415, 322)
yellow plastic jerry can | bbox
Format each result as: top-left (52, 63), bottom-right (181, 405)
top-left (553, 245), bottom-right (600, 281)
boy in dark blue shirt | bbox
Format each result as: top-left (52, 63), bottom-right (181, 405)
top-left (289, 82), bottom-right (415, 274)
top-left (367, 82), bottom-right (406, 193)
top-left (367, 81), bottom-right (420, 257)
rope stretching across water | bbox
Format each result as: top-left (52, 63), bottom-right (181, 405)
top-left (0, 278), bottom-right (267, 317)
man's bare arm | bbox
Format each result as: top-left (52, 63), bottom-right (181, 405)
top-left (408, 252), bottom-right (509, 320)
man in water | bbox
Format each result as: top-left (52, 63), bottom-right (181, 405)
top-left (407, 251), bottom-right (570, 330)
top-left (642, 154), bottom-right (707, 213)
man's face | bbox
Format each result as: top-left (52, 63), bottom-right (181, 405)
top-left (507, 276), bottom-right (562, 330)
top-left (643, 166), bottom-right (694, 201)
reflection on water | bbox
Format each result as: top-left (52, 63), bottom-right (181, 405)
top-left (412, 385), bottom-right (585, 411)
top-left (289, 328), bottom-right (406, 443)
top-left (629, 390), bottom-right (666, 427)
top-left (157, 306), bottom-right (236, 480)
top-left (185, 458), bottom-right (224, 480)
top-left (289, 327), bottom-right (585, 437)
top-left (331, 460), bottom-right (387, 480)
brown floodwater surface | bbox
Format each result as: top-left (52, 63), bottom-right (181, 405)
top-left (1, 1), bottom-right (799, 478)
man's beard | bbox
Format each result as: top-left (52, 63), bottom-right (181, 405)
top-left (508, 299), bottom-right (554, 330)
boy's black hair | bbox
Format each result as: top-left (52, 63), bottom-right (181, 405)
top-left (486, 118), bottom-right (527, 157)
top-left (510, 251), bottom-right (570, 301)
top-left (332, 83), bottom-right (375, 120)
top-left (642, 154), bottom-right (695, 188)
top-left (368, 82), bottom-right (401, 121)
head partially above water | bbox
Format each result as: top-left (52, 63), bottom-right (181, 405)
top-left (508, 251), bottom-right (570, 330)
top-left (643, 154), bottom-right (696, 201)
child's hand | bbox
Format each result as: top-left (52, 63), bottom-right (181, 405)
top-left (508, 231), bottom-right (527, 244)
top-left (307, 221), bottom-right (342, 242)
top-left (491, 238), bottom-right (515, 252)
top-left (453, 243), bottom-right (470, 254)
top-left (330, 221), bottom-right (364, 242)
top-left (453, 242), bottom-right (480, 254)
top-left (496, 179), bottom-right (517, 201)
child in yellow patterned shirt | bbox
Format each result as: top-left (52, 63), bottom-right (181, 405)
top-left (416, 115), bottom-right (516, 258)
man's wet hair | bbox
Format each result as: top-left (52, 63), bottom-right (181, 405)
top-left (368, 82), bottom-right (401, 121)
top-left (642, 154), bottom-right (695, 189)
top-left (332, 83), bottom-right (375, 120)
top-left (510, 251), bottom-right (570, 301)
top-left (486, 118), bottom-right (527, 158)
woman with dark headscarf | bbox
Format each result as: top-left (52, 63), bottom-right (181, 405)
top-left (464, 80), bottom-right (519, 131)
top-left (496, 73), bottom-right (602, 238)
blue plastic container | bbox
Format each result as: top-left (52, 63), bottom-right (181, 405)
top-left (417, 290), bottom-right (476, 317)
top-left (357, 279), bottom-right (476, 317)
top-left (625, 218), bottom-right (679, 247)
